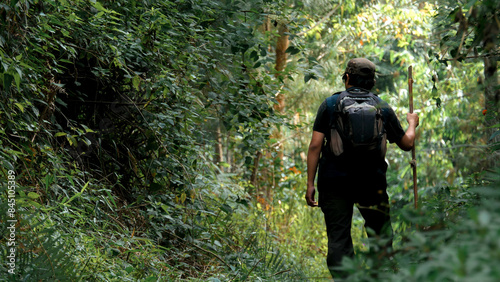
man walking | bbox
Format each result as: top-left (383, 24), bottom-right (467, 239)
top-left (305, 58), bottom-right (419, 279)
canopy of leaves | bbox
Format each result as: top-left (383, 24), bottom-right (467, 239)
top-left (0, 0), bottom-right (299, 280)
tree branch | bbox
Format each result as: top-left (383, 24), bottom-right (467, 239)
top-left (297, 4), bottom-right (341, 36)
top-left (439, 52), bottom-right (500, 62)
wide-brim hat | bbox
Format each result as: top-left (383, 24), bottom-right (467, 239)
top-left (344, 58), bottom-right (376, 77)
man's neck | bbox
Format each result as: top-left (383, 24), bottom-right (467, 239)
top-left (346, 86), bottom-right (365, 91)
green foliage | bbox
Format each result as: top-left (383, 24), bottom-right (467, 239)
top-left (0, 0), bottom-right (306, 280)
top-left (0, 0), bottom-right (499, 280)
top-left (274, 0), bottom-right (500, 281)
top-left (433, 0), bottom-right (500, 60)
top-left (334, 167), bottom-right (500, 282)
top-left (0, 182), bottom-right (78, 281)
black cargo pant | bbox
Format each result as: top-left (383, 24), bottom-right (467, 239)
top-left (320, 190), bottom-right (392, 278)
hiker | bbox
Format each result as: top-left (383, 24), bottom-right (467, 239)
top-left (305, 58), bottom-right (419, 278)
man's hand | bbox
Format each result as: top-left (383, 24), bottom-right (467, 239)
top-left (397, 113), bottom-right (420, 151)
top-left (407, 113), bottom-right (419, 128)
top-left (305, 184), bottom-right (318, 207)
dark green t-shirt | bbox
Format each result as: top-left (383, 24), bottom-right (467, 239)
top-left (312, 89), bottom-right (406, 205)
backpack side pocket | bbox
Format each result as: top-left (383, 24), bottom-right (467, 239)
top-left (380, 132), bottom-right (387, 158)
top-left (330, 128), bottom-right (344, 156)
top-left (377, 114), bottom-right (387, 158)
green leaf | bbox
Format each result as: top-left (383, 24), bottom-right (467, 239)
top-left (28, 192), bottom-right (40, 199)
top-left (14, 103), bottom-right (24, 112)
top-left (489, 129), bottom-right (500, 141)
top-left (132, 75), bottom-right (140, 91)
top-left (28, 200), bottom-right (42, 208)
top-left (125, 266), bottom-right (134, 274)
top-left (44, 174), bottom-right (54, 190)
top-left (220, 203), bottom-right (233, 214)
top-left (285, 46), bottom-right (300, 55)
top-left (81, 125), bottom-right (95, 133)
top-left (161, 204), bottom-right (170, 213)
top-left (304, 73), bottom-right (317, 83)
top-left (250, 50), bottom-right (259, 61)
top-left (55, 132), bottom-right (67, 137)
top-left (13, 73), bottom-right (21, 89)
top-left (92, 1), bottom-right (106, 12)
top-left (63, 182), bottom-right (89, 206)
top-left (105, 190), bottom-right (117, 209)
top-left (67, 135), bottom-right (77, 146)
top-left (258, 44), bottom-right (267, 55)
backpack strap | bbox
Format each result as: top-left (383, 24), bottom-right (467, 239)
top-left (326, 92), bottom-right (342, 128)
top-left (372, 95), bottom-right (387, 129)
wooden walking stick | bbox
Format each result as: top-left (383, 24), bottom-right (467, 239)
top-left (408, 66), bottom-right (418, 209)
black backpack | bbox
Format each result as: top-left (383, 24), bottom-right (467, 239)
top-left (326, 89), bottom-right (387, 158)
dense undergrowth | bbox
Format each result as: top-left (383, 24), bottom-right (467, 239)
top-left (2, 157), bottom-right (498, 281)
top-left (0, 0), bottom-right (309, 280)
top-left (335, 166), bottom-right (500, 282)
top-left (0, 167), bottom-right (315, 281)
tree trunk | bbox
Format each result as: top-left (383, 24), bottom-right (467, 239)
top-left (484, 56), bottom-right (499, 119)
top-left (482, 20), bottom-right (500, 167)
top-left (250, 151), bottom-right (262, 188)
top-left (253, 18), bottom-right (290, 197)
top-left (272, 21), bottom-right (289, 162)
top-left (275, 22), bottom-right (289, 77)
top-left (274, 22), bottom-right (289, 113)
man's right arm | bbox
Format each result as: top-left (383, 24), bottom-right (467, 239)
top-left (306, 99), bottom-right (328, 207)
top-left (396, 113), bottom-right (419, 151)
top-left (306, 131), bottom-right (324, 207)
